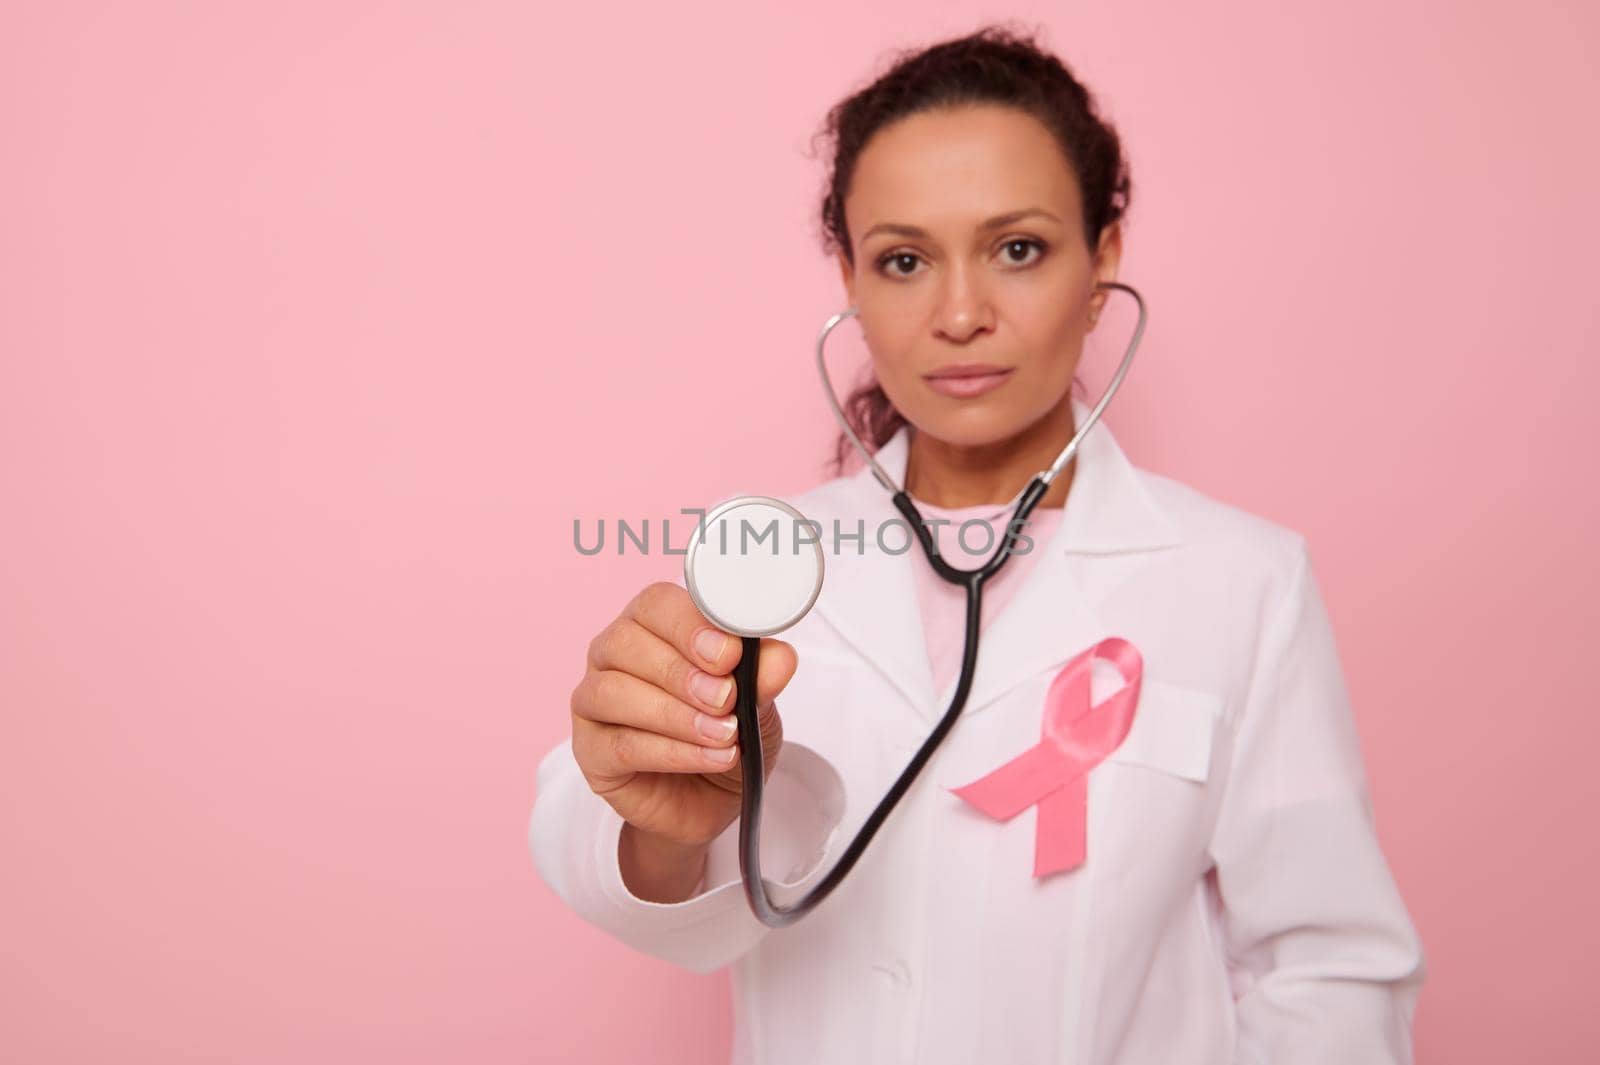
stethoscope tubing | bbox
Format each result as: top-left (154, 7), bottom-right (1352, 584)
top-left (733, 281), bottom-right (1147, 927)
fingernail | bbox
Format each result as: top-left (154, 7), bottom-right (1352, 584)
top-left (690, 670), bottom-right (733, 708)
top-left (694, 628), bottom-right (730, 662)
top-left (695, 711), bottom-right (738, 741)
top-left (707, 744), bottom-right (737, 764)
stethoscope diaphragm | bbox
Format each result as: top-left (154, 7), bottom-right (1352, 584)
top-left (683, 495), bottom-right (824, 638)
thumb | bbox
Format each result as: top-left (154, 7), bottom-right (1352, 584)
top-left (750, 639), bottom-right (794, 781)
top-left (749, 637), bottom-right (798, 708)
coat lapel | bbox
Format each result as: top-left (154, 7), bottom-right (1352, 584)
top-left (805, 395), bottom-right (1185, 729)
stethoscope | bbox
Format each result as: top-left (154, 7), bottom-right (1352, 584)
top-left (682, 280), bottom-right (1147, 927)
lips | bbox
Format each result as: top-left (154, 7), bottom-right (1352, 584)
top-left (923, 363), bottom-right (1015, 399)
top-left (924, 362), bottom-right (1011, 379)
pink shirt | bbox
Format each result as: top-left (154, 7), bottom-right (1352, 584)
top-left (906, 495), bottom-right (1066, 697)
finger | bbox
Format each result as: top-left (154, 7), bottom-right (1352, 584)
top-left (573, 715), bottom-right (740, 781)
top-left (622, 580), bottom-right (742, 677)
top-left (572, 667), bottom-right (740, 750)
top-left (587, 615), bottom-right (734, 715)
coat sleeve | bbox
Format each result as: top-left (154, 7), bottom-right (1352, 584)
top-left (1205, 537), bottom-right (1427, 1064)
top-left (528, 733), bottom-right (848, 975)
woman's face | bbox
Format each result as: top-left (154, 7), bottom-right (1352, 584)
top-left (837, 104), bottom-right (1122, 450)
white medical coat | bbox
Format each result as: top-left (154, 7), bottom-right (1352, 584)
top-left (530, 395), bottom-right (1427, 1064)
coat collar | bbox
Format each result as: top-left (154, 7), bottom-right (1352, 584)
top-left (800, 394), bottom-right (1184, 728)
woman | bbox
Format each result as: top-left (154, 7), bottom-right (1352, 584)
top-left (530, 24), bottom-right (1426, 1065)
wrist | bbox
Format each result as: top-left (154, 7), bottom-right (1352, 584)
top-left (618, 823), bottom-right (711, 903)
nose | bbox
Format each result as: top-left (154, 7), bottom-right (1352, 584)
top-left (932, 261), bottom-right (995, 343)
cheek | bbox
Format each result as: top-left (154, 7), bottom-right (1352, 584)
top-left (860, 320), bottom-right (919, 385)
top-left (1010, 284), bottom-right (1089, 347)
top-left (1008, 308), bottom-right (1085, 388)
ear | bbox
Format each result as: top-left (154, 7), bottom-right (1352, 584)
top-left (1089, 222), bottom-right (1123, 320)
top-left (836, 251), bottom-right (856, 306)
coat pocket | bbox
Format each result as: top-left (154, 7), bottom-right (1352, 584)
top-left (1100, 677), bottom-right (1221, 783)
top-left (1088, 679), bottom-right (1226, 912)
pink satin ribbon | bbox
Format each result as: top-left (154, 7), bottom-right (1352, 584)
top-left (946, 637), bottom-right (1143, 878)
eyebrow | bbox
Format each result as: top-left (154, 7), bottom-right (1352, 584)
top-left (860, 207), bottom-right (1063, 243)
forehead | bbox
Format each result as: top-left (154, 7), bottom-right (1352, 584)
top-left (846, 104), bottom-right (1083, 236)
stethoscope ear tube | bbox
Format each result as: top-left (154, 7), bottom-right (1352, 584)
top-left (817, 280), bottom-right (1147, 507)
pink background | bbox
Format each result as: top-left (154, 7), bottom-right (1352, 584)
top-left (2, 2), bottom-right (1595, 1062)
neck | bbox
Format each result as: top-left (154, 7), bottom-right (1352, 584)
top-left (904, 394), bottom-right (1078, 510)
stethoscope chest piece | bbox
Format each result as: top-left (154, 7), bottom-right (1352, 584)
top-left (683, 495), bottom-right (824, 638)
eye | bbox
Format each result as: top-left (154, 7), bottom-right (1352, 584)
top-left (875, 251), bottom-right (925, 279)
top-left (998, 238), bottom-right (1046, 267)
top-left (872, 238), bottom-right (1048, 280)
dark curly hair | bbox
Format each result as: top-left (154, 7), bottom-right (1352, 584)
top-left (808, 22), bottom-right (1134, 477)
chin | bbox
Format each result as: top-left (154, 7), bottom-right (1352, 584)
top-left (910, 407), bottom-right (1033, 450)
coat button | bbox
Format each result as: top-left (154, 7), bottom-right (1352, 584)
top-left (873, 958), bottom-right (913, 991)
